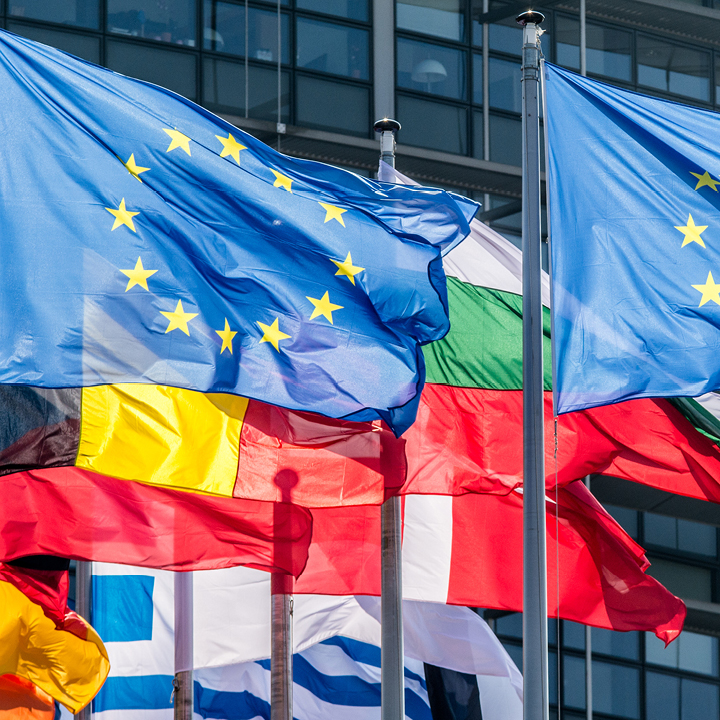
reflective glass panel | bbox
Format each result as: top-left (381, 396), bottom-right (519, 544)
top-left (489, 113), bottom-right (520, 167)
top-left (495, 613), bottom-right (522, 638)
top-left (396, 0), bottom-right (465, 42)
top-left (646, 672), bottom-right (680, 720)
top-left (637, 35), bottom-right (711, 102)
top-left (108, 0), bottom-right (196, 45)
top-left (646, 557), bottom-right (713, 602)
top-left (549, 650), bottom-right (558, 705)
top-left (646, 631), bottom-right (718, 676)
top-left (489, 18), bottom-right (521, 56)
top-left (296, 18), bottom-right (369, 80)
top-left (106, 40), bottom-right (196, 99)
top-left (396, 94), bottom-right (467, 154)
top-left (7, 21), bottom-right (100, 63)
top-left (604, 504), bottom-right (638, 539)
top-left (471, 13), bottom-right (482, 47)
top-left (472, 52), bottom-right (482, 105)
top-left (397, 37), bottom-right (466, 100)
top-left (678, 518), bottom-right (717, 556)
top-left (489, 56), bottom-right (520, 113)
top-left (563, 655), bottom-right (585, 710)
top-left (297, 0), bottom-right (368, 21)
top-left (592, 661), bottom-right (640, 718)
top-left (8, 0), bottom-right (98, 28)
top-left (682, 679), bottom-right (720, 720)
top-left (502, 641), bottom-right (522, 672)
top-left (202, 58), bottom-right (290, 121)
top-left (555, 14), bottom-right (579, 69)
top-left (716, 54), bottom-right (720, 104)
top-left (296, 76), bottom-right (369, 136)
top-left (204, 3), bottom-right (290, 64)
top-left (563, 621), bottom-right (586, 651)
top-left (591, 628), bottom-right (639, 660)
top-left (472, 110), bottom-right (483, 159)
top-left (644, 512), bottom-right (678, 549)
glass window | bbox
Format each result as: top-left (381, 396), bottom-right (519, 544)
top-left (604, 505), bottom-right (638, 539)
top-left (472, 52), bottom-right (482, 105)
top-left (678, 518), bottom-right (717, 556)
top-left (591, 628), bottom-right (639, 660)
top-left (592, 661), bottom-right (640, 718)
top-left (715, 54), bottom-right (720, 105)
top-left (204, 3), bottom-right (290, 63)
top-left (646, 672), bottom-right (680, 720)
top-left (296, 76), bottom-right (369, 136)
top-left (472, 110), bottom-right (483, 160)
top-left (502, 641), bottom-right (522, 672)
top-left (296, 18), bottom-right (369, 80)
top-left (203, 59), bottom-right (290, 121)
top-left (646, 631), bottom-right (719, 676)
top-left (645, 512), bottom-right (678, 548)
top-left (489, 113), bottom-right (521, 167)
top-left (297, 0), bottom-right (368, 21)
top-left (646, 557), bottom-right (713, 602)
top-left (495, 612), bottom-right (522, 638)
top-left (489, 17), bottom-right (521, 56)
top-left (108, 0), bottom-right (196, 45)
top-left (564, 655), bottom-right (585, 710)
top-left (397, 37), bottom-right (466, 100)
top-left (555, 14), bottom-right (579, 70)
top-left (106, 40), bottom-right (197, 99)
top-left (397, 94), bottom-right (467, 154)
top-left (682, 678), bottom-right (720, 720)
top-left (396, 0), bottom-right (466, 42)
top-left (471, 12), bottom-right (482, 47)
top-left (8, 0), bottom-right (98, 28)
top-left (489, 56), bottom-right (520, 113)
top-left (563, 621), bottom-right (586, 651)
top-left (7, 21), bottom-right (100, 63)
top-left (637, 35), bottom-right (711, 102)
top-left (549, 650), bottom-right (558, 705)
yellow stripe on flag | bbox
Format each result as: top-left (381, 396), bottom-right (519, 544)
top-left (0, 582), bottom-right (110, 714)
top-left (77, 384), bottom-right (248, 497)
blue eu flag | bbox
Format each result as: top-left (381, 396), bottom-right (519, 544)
top-left (0, 30), bottom-right (477, 435)
top-left (546, 62), bottom-right (720, 415)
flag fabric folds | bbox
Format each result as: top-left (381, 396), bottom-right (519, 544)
top-left (0, 562), bottom-right (109, 713)
top-left (545, 62), bottom-right (720, 414)
top-left (0, 29), bottom-right (477, 435)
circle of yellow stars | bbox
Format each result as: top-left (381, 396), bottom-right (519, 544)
top-left (107, 126), bottom-right (366, 356)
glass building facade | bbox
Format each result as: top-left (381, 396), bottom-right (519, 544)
top-left (6, 1), bottom-right (720, 717)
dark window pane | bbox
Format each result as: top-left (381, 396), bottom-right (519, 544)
top-left (472, 52), bottom-right (482, 104)
top-left (679, 632), bottom-right (719, 676)
top-left (108, 0), bottom-right (196, 46)
top-left (592, 661), bottom-right (640, 719)
top-left (563, 655), bottom-right (585, 710)
top-left (489, 18), bottom-right (521, 56)
top-left (396, 0), bottom-right (466, 42)
top-left (397, 37), bottom-right (466, 100)
top-left (555, 14), bottom-right (579, 70)
top-left (716, 54), bottom-right (720, 104)
top-left (645, 512), bottom-right (677, 549)
top-left (471, 14), bottom-right (482, 47)
top-left (637, 35), bottom-right (710, 102)
top-left (591, 628), bottom-right (639, 660)
top-left (604, 504), bottom-right (638, 539)
top-left (297, 0), bottom-right (368, 21)
top-left (646, 556), bottom-right (713, 602)
top-left (678, 518), bottom-right (717, 557)
top-left (296, 75), bottom-right (368, 136)
top-left (549, 650), bottom-right (558, 705)
top-left (681, 679), bottom-right (720, 720)
top-left (106, 40), bottom-right (197, 99)
top-left (204, 3), bottom-right (290, 64)
top-left (7, 21), bottom-right (100, 63)
top-left (563, 621), bottom-right (586, 651)
top-left (472, 110), bottom-right (484, 160)
top-left (8, 0), bottom-right (98, 28)
top-left (397, 95), bottom-right (467, 154)
top-left (495, 612), bottom-right (522, 638)
top-left (202, 59), bottom-right (289, 122)
top-left (489, 56), bottom-right (520, 113)
top-left (646, 672), bottom-right (680, 720)
top-left (501, 641), bottom-right (522, 672)
top-left (296, 18), bottom-right (368, 80)
top-left (489, 113), bottom-right (521, 166)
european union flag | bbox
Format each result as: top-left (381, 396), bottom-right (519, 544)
top-left (546, 63), bottom-right (720, 415)
top-left (0, 30), bottom-right (477, 435)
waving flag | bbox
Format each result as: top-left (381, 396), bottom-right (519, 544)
top-left (546, 62), bottom-right (720, 415)
top-left (0, 29), bottom-right (477, 435)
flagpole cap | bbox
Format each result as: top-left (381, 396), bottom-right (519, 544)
top-left (516, 10), bottom-right (545, 26)
top-left (374, 118), bottom-right (401, 134)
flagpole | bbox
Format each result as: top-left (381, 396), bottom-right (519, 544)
top-left (374, 116), bottom-right (404, 720)
top-left (271, 574), bottom-right (293, 720)
top-left (75, 561), bottom-right (92, 720)
top-left (174, 572), bottom-right (193, 720)
top-left (517, 11), bottom-right (548, 720)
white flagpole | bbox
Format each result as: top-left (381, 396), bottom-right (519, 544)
top-left (374, 116), bottom-right (404, 720)
top-left (271, 574), bottom-right (293, 720)
top-left (174, 572), bottom-right (194, 720)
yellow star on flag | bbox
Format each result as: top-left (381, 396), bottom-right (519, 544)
top-left (106, 198), bottom-right (140, 232)
top-left (215, 318), bottom-right (238, 354)
top-left (331, 253), bottom-right (364, 285)
top-left (160, 300), bottom-right (198, 335)
top-left (692, 271), bottom-right (720, 307)
top-left (122, 153), bottom-right (150, 182)
top-left (690, 170), bottom-right (720, 192)
top-left (120, 257), bottom-right (157, 291)
top-left (307, 291), bottom-right (343, 324)
top-left (675, 213), bottom-right (708, 248)
top-left (319, 202), bottom-right (347, 227)
top-left (257, 317), bottom-right (291, 351)
top-left (271, 170), bottom-right (293, 192)
top-left (216, 133), bottom-right (247, 165)
top-left (164, 128), bottom-right (192, 156)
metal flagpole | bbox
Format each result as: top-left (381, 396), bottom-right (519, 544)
top-left (584, 476), bottom-right (593, 720)
top-left (75, 561), bottom-right (92, 720)
top-left (174, 572), bottom-right (194, 720)
top-left (517, 11), bottom-right (548, 720)
top-left (580, 0), bottom-right (587, 78)
top-left (271, 574), bottom-right (293, 720)
top-left (374, 116), bottom-right (404, 720)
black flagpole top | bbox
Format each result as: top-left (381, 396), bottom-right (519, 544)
top-left (374, 118), bottom-right (401, 134)
top-left (516, 9), bottom-right (545, 26)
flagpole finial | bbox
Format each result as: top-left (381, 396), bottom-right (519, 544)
top-left (516, 9), bottom-right (545, 25)
top-left (373, 118), bottom-right (401, 134)
top-left (374, 118), bottom-right (401, 175)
